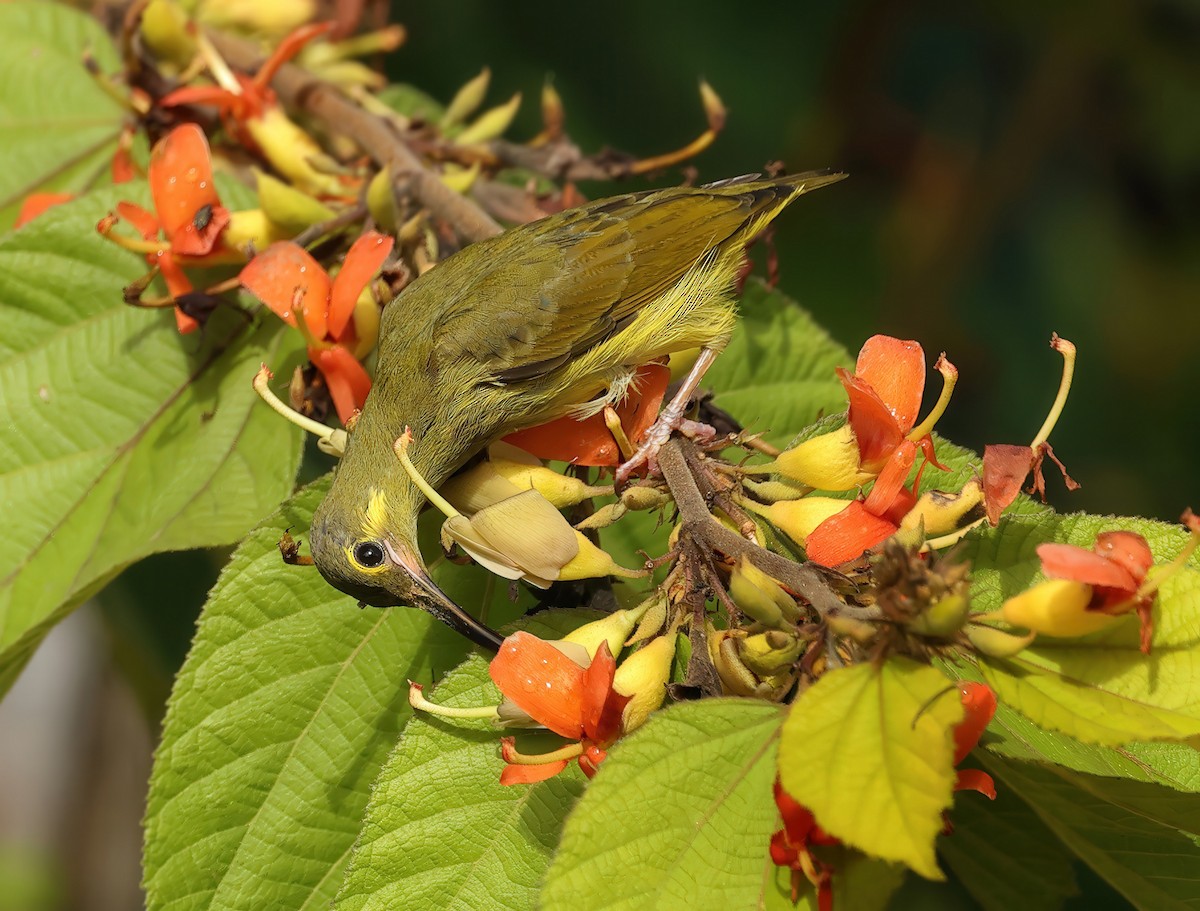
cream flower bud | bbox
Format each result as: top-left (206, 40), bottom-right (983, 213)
top-left (761, 497), bottom-right (849, 548)
top-left (729, 558), bottom-right (799, 628)
top-left (561, 602), bottom-right (653, 661)
top-left (997, 579), bottom-right (1118, 638)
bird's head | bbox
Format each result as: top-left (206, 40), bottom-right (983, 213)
top-left (308, 482), bottom-right (503, 651)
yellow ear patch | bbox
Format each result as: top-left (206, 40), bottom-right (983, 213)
top-left (363, 487), bottom-right (390, 541)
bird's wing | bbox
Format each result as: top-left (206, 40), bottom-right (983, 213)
top-left (429, 186), bottom-right (769, 383)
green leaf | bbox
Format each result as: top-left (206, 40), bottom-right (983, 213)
top-left (966, 511), bottom-right (1200, 744)
top-left (706, 279), bottom-right (851, 450)
top-left (778, 659), bottom-right (963, 880)
top-left (943, 662), bottom-right (1200, 793)
top-left (0, 186), bottom-right (301, 694)
top-left (986, 756), bottom-right (1200, 909)
top-left (334, 611), bottom-right (590, 911)
top-left (541, 699), bottom-right (783, 911)
top-left (143, 477), bottom-right (537, 911)
top-left (0, 2), bottom-right (127, 227)
top-left (938, 763), bottom-right (1079, 911)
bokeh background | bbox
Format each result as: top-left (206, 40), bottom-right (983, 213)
top-left (2, 1), bottom-right (1196, 907)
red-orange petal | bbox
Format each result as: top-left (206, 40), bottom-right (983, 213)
top-left (159, 85), bottom-right (242, 111)
top-left (580, 641), bottom-right (618, 744)
top-left (13, 192), bottom-right (75, 229)
top-left (855, 335), bottom-right (925, 434)
top-left (502, 363), bottom-right (671, 466)
top-left (578, 744), bottom-right (608, 778)
top-left (328, 231), bottom-right (393, 340)
top-left (863, 439), bottom-right (917, 518)
top-left (149, 124), bottom-right (228, 256)
top-left (982, 444), bottom-right (1035, 526)
top-left (240, 242), bottom-right (331, 334)
top-left (1094, 531), bottom-right (1153, 584)
top-left (488, 631), bottom-right (586, 740)
top-left (953, 682), bottom-right (997, 764)
top-left (1037, 542), bottom-right (1139, 591)
top-left (954, 768), bottom-right (997, 799)
top-left (804, 500), bottom-right (897, 568)
top-left (840, 367), bottom-right (904, 469)
top-left (111, 145), bottom-right (137, 185)
top-left (773, 778), bottom-right (816, 846)
top-left (500, 759), bottom-right (571, 786)
top-left (310, 345), bottom-right (371, 425)
top-left (255, 22), bottom-right (337, 92)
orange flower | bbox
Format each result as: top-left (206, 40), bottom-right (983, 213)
top-left (239, 232), bottom-right (393, 422)
top-left (771, 682), bottom-right (996, 907)
top-left (502, 363), bottom-right (671, 467)
top-left (490, 632), bottom-right (631, 784)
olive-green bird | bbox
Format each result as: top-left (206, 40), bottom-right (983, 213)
top-left (308, 171), bottom-right (844, 649)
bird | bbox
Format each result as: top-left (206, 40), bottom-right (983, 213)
top-left (306, 171), bottom-right (845, 649)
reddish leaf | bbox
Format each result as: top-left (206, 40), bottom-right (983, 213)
top-left (982, 443), bottom-right (1035, 525)
top-left (854, 335), bottom-right (925, 433)
top-left (310, 346), bottom-right (371, 424)
top-left (328, 232), bottom-right (393, 340)
top-left (804, 500), bottom-right (897, 567)
top-left (148, 124), bottom-right (228, 256)
top-left (488, 631), bottom-right (586, 740)
top-left (241, 242), bottom-right (331, 335)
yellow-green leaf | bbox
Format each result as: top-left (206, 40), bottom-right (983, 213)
top-left (778, 659), bottom-right (963, 880)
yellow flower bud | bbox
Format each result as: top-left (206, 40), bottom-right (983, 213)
top-left (195, 0), bottom-right (316, 38)
top-left (771, 424), bottom-right (868, 491)
top-left (559, 532), bottom-right (643, 582)
top-left (140, 0), bottom-right (195, 69)
top-left (966, 623), bottom-right (1036, 658)
top-left (613, 635), bottom-right (677, 732)
top-left (738, 630), bottom-right (802, 676)
top-left (440, 162), bottom-right (481, 195)
top-left (899, 480), bottom-right (985, 538)
top-left (729, 558), bottom-right (799, 628)
top-left (908, 593), bottom-right (971, 638)
top-left (708, 627), bottom-right (758, 697)
top-left (245, 108), bottom-right (344, 197)
top-left (487, 442), bottom-right (611, 508)
top-left (255, 169), bottom-right (335, 233)
top-left (442, 67), bottom-right (491, 128)
top-left (761, 497), bottom-right (848, 547)
top-left (997, 579), bottom-right (1117, 638)
top-left (620, 485), bottom-right (670, 512)
top-left (626, 594), bottom-right (668, 646)
top-left (456, 93), bottom-right (522, 145)
top-left (349, 285), bottom-right (381, 360)
top-left (441, 490), bottom-right (579, 588)
top-left (366, 167), bottom-right (397, 233)
top-left (561, 601), bottom-right (652, 661)
top-left (223, 209), bottom-right (284, 255)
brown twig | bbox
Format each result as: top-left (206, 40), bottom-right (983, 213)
top-left (659, 438), bottom-right (870, 620)
top-left (206, 30), bottom-right (503, 243)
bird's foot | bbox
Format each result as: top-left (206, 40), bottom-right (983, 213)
top-left (615, 408), bottom-right (717, 489)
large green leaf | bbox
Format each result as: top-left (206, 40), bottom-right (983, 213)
top-left (987, 756), bottom-right (1200, 909)
top-left (937, 763), bottom-right (1079, 911)
top-left (334, 611), bottom-right (591, 911)
top-left (0, 185), bottom-right (302, 693)
top-left (541, 699), bottom-right (783, 911)
top-left (966, 511), bottom-right (1200, 744)
top-left (143, 477), bottom-right (531, 911)
top-left (778, 659), bottom-right (963, 880)
top-left (0, 2), bottom-right (126, 228)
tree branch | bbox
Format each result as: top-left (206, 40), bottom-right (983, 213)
top-left (206, 30), bottom-right (504, 244)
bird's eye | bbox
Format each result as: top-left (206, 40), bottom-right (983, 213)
top-left (353, 541), bottom-right (386, 568)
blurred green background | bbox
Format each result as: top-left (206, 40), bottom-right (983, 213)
top-left (3, 1), bottom-right (1195, 908)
